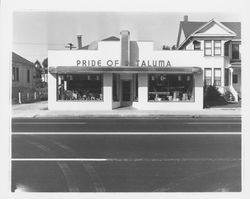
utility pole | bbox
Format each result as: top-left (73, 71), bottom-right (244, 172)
top-left (65, 43), bottom-right (76, 50)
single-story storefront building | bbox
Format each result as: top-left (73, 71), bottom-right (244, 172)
top-left (48, 29), bottom-right (233, 111)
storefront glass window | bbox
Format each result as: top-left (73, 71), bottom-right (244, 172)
top-left (148, 74), bottom-right (194, 102)
top-left (214, 68), bottom-right (221, 86)
top-left (57, 74), bottom-right (103, 101)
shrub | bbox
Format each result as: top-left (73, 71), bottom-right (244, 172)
top-left (223, 91), bottom-right (235, 102)
top-left (204, 85), bottom-right (227, 108)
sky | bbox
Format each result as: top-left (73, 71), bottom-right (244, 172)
top-left (13, 12), bottom-right (240, 63)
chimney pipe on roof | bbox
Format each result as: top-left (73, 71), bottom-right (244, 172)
top-left (184, 15), bottom-right (188, 22)
top-left (77, 35), bottom-right (82, 49)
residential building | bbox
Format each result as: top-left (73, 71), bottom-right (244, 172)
top-left (177, 15), bottom-right (241, 101)
top-left (12, 52), bottom-right (37, 103)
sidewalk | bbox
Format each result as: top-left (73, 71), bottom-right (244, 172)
top-left (12, 101), bottom-right (241, 118)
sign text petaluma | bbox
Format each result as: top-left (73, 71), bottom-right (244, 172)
top-left (136, 60), bottom-right (171, 67)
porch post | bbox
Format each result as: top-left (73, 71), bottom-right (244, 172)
top-left (229, 68), bottom-right (234, 86)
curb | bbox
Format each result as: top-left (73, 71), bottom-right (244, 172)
top-left (12, 113), bottom-right (242, 119)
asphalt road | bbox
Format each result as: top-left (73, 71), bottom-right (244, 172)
top-left (12, 134), bottom-right (241, 192)
top-left (12, 117), bottom-right (241, 132)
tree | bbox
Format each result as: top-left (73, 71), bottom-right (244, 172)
top-left (33, 60), bottom-right (43, 88)
top-left (34, 60), bottom-right (42, 78)
top-left (162, 45), bottom-right (170, 50)
top-left (203, 85), bottom-right (227, 108)
top-left (171, 45), bottom-right (177, 50)
top-left (42, 58), bottom-right (48, 74)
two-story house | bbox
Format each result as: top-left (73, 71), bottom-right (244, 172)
top-left (177, 15), bottom-right (241, 101)
top-left (12, 52), bottom-right (37, 103)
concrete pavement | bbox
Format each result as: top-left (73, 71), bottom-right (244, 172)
top-left (12, 101), bottom-right (241, 118)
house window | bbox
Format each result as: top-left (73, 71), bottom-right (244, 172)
top-left (148, 74), bottom-right (194, 102)
top-left (57, 74), bottom-right (103, 101)
top-left (204, 68), bottom-right (212, 85)
top-left (27, 69), bottom-right (30, 83)
top-left (233, 74), bottom-right (238, 84)
top-left (224, 68), bottom-right (229, 86)
top-left (204, 40), bottom-right (212, 56)
top-left (214, 41), bottom-right (221, 56)
top-left (16, 68), bottom-right (19, 81)
top-left (193, 41), bottom-right (201, 50)
top-left (232, 44), bottom-right (240, 59)
top-left (12, 67), bottom-right (19, 81)
top-left (214, 68), bottom-right (221, 86)
top-left (224, 42), bottom-right (229, 56)
top-left (12, 67), bottom-right (15, 81)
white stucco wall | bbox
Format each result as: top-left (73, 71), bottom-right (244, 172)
top-left (130, 41), bottom-right (204, 67)
top-left (49, 41), bottom-right (121, 67)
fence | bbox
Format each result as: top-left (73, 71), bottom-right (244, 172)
top-left (12, 88), bottom-right (48, 104)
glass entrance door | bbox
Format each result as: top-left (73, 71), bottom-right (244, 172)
top-left (122, 80), bottom-right (131, 101)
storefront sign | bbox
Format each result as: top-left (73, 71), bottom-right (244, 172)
top-left (76, 59), bottom-right (119, 67)
top-left (76, 59), bottom-right (171, 67)
top-left (136, 60), bottom-right (171, 67)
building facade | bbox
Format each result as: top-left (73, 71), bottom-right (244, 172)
top-left (12, 52), bottom-right (37, 103)
top-left (177, 16), bottom-right (241, 101)
top-left (48, 17), bottom-right (241, 111)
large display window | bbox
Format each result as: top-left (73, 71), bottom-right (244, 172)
top-left (148, 74), bottom-right (195, 102)
top-left (57, 74), bottom-right (103, 101)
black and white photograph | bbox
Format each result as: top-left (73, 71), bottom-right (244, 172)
top-left (1, 0), bottom-right (249, 198)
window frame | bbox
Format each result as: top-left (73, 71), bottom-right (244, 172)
top-left (213, 68), bottom-right (222, 86)
top-left (193, 40), bottom-right (201, 50)
top-left (204, 68), bottom-right (212, 86)
top-left (232, 44), bottom-right (240, 60)
top-left (214, 40), bottom-right (221, 56)
top-left (204, 40), bottom-right (212, 56)
top-left (27, 69), bottom-right (30, 83)
top-left (233, 74), bottom-right (238, 84)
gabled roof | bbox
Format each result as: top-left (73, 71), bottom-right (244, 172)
top-left (101, 36), bottom-right (120, 41)
top-left (12, 52), bottom-right (34, 66)
top-left (181, 21), bottom-right (206, 38)
top-left (221, 22), bottom-right (241, 39)
top-left (177, 19), bottom-right (241, 48)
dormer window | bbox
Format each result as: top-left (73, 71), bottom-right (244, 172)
top-left (214, 41), bottom-right (221, 56)
top-left (193, 41), bottom-right (201, 50)
top-left (204, 40), bottom-right (212, 56)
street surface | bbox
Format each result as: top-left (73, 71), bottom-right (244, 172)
top-left (12, 117), bottom-right (241, 132)
top-left (12, 134), bottom-right (241, 192)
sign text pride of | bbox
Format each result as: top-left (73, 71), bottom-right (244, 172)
top-left (76, 59), bottom-right (171, 67)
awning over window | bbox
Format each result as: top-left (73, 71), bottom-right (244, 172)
top-left (49, 66), bottom-right (202, 74)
